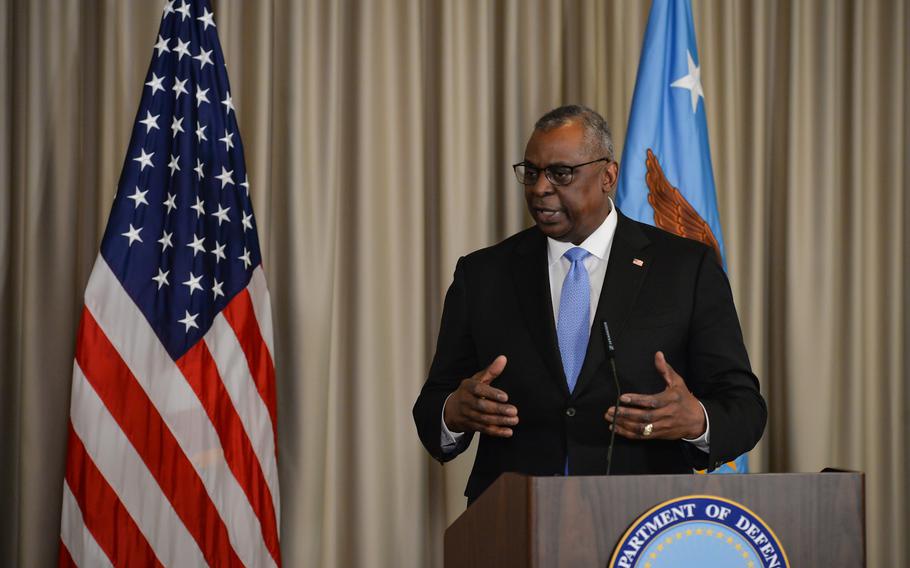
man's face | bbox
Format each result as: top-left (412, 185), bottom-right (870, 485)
top-left (522, 121), bottom-right (618, 245)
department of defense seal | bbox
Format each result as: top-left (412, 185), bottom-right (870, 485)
top-left (608, 495), bottom-right (789, 568)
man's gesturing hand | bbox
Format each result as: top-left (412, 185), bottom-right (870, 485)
top-left (443, 355), bottom-right (519, 438)
top-left (604, 351), bottom-right (706, 440)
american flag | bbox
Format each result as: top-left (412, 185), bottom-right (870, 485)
top-left (59, 1), bottom-right (280, 566)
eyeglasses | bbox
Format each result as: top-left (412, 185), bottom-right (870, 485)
top-left (512, 157), bottom-right (610, 186)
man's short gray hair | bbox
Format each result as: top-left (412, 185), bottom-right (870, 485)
top-left (534, 104), bottom-right (616, 162)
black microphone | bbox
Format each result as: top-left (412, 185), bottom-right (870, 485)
top-left (602, 321), bottom-right (622, 475)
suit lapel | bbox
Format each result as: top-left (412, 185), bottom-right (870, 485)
top-left (511, 229), bottom-right (570, 397)
top-left (572, 213), bottom-right (653, 400)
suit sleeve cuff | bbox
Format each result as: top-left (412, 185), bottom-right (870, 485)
top-left (682, 400), bottom-right (710, 453)
top-left (440, 393), bottom-right (465, 453)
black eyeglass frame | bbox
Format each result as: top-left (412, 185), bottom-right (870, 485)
top-left (512, 157), bottom-right (611, 186)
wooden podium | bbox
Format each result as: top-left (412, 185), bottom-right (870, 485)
top-left (444, 471), bottom-right (864, 567)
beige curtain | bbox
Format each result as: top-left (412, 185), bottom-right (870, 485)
top-left (0, 0), bottom-right (906, 566)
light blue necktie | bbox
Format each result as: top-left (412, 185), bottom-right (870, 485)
top-left (557, 247), bottom-right (591, 394)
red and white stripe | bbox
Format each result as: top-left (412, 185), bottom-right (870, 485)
top-left (60, 257), bottom-right (280, 567)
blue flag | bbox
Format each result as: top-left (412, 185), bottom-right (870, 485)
top-left (616, 0), bottom-right (746, 473)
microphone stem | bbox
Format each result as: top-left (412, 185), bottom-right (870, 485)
top-left (602, 322), bottom-right (621, 476)
top-left (606, 356), bottom-right (620, 475)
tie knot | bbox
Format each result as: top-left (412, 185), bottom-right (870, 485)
top-left (564, 247), bottom-right (590, 264)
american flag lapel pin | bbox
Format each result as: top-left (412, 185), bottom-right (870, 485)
top-left (632, 258), bottom-right (644, 267)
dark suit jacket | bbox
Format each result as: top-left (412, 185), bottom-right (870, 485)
top-left (413, 212), bottom-right (767, 502)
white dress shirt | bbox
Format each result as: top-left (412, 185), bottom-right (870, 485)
top-left (441, 202), bottom-right (709, 453)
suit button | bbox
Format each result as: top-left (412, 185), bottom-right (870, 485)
top-left (566, 407), bottom-right (576, 417)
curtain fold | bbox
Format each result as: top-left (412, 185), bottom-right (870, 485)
top-left (0, 0), bottom-right (906, 566)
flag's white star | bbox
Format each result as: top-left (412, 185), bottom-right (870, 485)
top-left (219, 130), bottom-right (234, 151)
top-left (163, 193), bottom-right (177, 214)
top-left (153, 35), bottom-right (171, 57)
top-left (174, 38), bottom-right (191, 61)
top-left (239, 247), bottom-right (252, 269)
top-left (158, 229), bottom-right (174, 251)
top-left (175, 1), bottom-right (191, 21)
top-left (133, 149), bottom-right (154, 170)
top-left (172, 77), bottom-right (188, 100)
top-left (240, 175), bottom-right (249, 195)
top-left (195, 87), bottom-right (210, 107)
top-left (162, 1), bottom-right (175, 17)
top-left (121, 224), bottom-right (143, 246)
top-left (191, 196), bottom-right (205, 217)
top-left (194, 158), bottom-right (204, 180)
top-left (211, 203), bottom-right (231, 226)
top-left (171, 116), bottom-right (184, 137)
top-left (145, 73), bottom-right (165, 95)
top-left (152, 268), bottom-right (170, 289)
top-left (670, 50), bottom-right (705, 114)
top-left (241, 211), bottom-right (253, 232)
top-left (222, 91), bottom-right (235, 115)
top-left (187, 234), bottom-right (206, 256)
top-left (139, 110), bottom-right (160, 133)
top-left (168, 154), bottom-right (180, 176)
top-left (215, 166), bottom-right (234, 189)
top-left (210, 241), bottom-right (226, 263)
top-left (183, 271), bottom-right (204, 295)
top-left (195, 121), bottom-right (208, 142)
top-left (194, 48), bottom-right (213, 70)
top-left (211, 278), bottom-right (225, 300)
top-left (127, 187), bottom-right (149, 208)
top-left (179, 310), bottom-right (199, 332)
top-left (197, 7), bottom-right (216, 30)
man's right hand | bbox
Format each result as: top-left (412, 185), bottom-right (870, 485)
top-left (443, 355), bottom-right (519, 437)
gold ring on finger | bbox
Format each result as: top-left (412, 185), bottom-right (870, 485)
top-left (643, 423), bottom-right (654, 437)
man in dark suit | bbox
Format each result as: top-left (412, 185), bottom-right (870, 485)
top-left (413, 105), bottom-right (766, 503)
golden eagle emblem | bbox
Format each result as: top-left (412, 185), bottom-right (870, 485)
top-left (645, 148), bottom-right (722, 263)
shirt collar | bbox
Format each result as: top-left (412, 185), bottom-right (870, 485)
top-left (547, 198), bottom-right (618, 266)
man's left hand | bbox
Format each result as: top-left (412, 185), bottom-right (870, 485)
top-left (604, 351), bottom-right (706, 440)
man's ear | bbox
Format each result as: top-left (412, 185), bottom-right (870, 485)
top-left (602, 160), bottom-right (619, 192)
